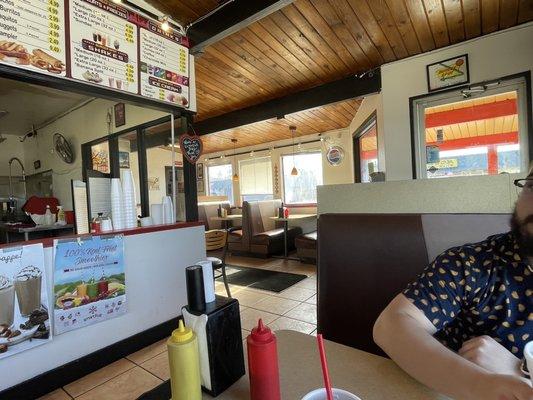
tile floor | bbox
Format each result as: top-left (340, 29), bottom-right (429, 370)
top-left (39, 255), bottom-right (317, 400)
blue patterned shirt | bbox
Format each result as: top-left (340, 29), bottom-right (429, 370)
top-left (403, 232), bottom-right (532, 358)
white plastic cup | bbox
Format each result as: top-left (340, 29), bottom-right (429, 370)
top-left (151, 204), bottom-right (164, 225)
top-left (101, 219), bottom-right (113, 232)
top-left (525, 341), bottom-right (533, 385)
top-left (302, 388), bottom-right (360, 400)
top-left (140, 217), bottom-right (153, 227)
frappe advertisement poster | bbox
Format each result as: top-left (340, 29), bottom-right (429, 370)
top-left (53, 235), bottom-right (126, 335)
top-left (0, 244), bottom-right (51, 360)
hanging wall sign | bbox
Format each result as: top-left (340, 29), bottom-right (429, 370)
top-left (0, 243), bottom-right (52, 360)
top-left (326, 146), bottom-right (345, 166)
top-left (0, 0), bottom-right (67, 76)
top-left (427, 54), bottom-right (469, 92)
top-left (53, 235), bottom-right (126, 335)
top-left (180, 134), bottom-right (203, 164)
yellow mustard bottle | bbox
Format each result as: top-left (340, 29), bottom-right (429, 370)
top-left (167, 320), bottom-right (202, 400)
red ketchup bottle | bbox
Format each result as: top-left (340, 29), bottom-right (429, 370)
top-left (247, 319), bottom-right (281, 400)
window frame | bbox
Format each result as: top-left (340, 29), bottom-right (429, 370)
top-left (409, 71), bottom-right (533, 179)
top-left (353, 111), bottom-right (378, 183)
top-left (238, 156), bottom-right (273, 203)
top-left (281, 151), bottom-right (323, 206)
top-left (206, 162), bottom-right (234, 204)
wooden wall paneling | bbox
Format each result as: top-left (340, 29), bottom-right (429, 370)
top-left (292, 1), bottom-right (361, 71)
top-left (383, 0), bottom-right (423, 55)
top-left (442, 0), bottom-right (466, 44)
top-left (422, 0), bottom-right (450, 47)
top-left (258, 17), bottom-right (333, 80)
top-left (481, 0), bottom-right (500, 33)
top-left (247, 23), bottom-right (320, 82)
top-left (402, 0), bottom-right (437, 51)
top-left (237, 28), bottom-right (314, 87)
top-left (499, 0), bottom-right (519, 28)
top-left (462, 0), bottom-right (482, 38)
top-left (268, 10), bottom-right (348, 76)
top-left (280, 5), bottom-right (352, 75)
top-left (361, 0), bottom-right (410, 59)
top-left (309, 0), bottom-right (373, 69)
top-left (517, 0), bottom-right (533, 23)
top-left (327, 0), bottom-right (387, 64)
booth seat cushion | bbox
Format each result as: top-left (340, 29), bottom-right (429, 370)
top-left (252, 229), bottom-right (285, 245)
top-left (228, 229), bottom-right (243, 242)
top-left (295, 232), bottom-right (317, 249)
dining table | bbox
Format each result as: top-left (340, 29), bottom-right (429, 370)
top-left (270, 213), bottom-right (317, 259)
top-left (139, 330), bottom-right (448, 400)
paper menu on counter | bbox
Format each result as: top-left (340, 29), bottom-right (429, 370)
top-left (69, 0), bottom-right (138, 93)
top-left (139, 21), bottom-right (190, 107)
top-left (0, 0), bottom-right (67, 76)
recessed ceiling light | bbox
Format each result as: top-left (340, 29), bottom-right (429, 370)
top-left (160, 16), bottom-right (170, 32)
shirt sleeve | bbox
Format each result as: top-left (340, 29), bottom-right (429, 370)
top-left (403, 248), bottom-right (471, 331)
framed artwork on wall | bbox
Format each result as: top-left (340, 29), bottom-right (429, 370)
top-left (197, 163), bottom-right (204, 179)
top-left (426, 54), bottom-right (469, 92)
top-left (197, 179), bottom-right (205, 193)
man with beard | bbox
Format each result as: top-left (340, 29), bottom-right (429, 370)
top-left (373, 168), bottom-right (533, 400)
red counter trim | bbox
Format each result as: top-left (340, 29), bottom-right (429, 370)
top-left (0, 222), bottom-right (204, 249)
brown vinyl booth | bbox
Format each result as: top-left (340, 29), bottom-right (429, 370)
top-left (228, 200), bottom-right (302, 256)
top-left (317, 213), bottom-right (511, 356)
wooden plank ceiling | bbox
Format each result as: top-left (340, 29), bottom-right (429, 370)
top-left (146, 0), bottom-right (533, 150)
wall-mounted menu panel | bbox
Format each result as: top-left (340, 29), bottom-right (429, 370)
top-left (139, 21), bottom-right (190, 107)
top-left (69, 0), bottom-right (138, 94)
top-left (0, 0), bottom-right (67, 76)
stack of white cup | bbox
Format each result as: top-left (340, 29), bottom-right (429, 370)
top-left (111, 178), bottom-right (124, 231)
top-left (162, 196), bottom-right (175, 224)
top-left (122, 170), bottom-right (137, 229)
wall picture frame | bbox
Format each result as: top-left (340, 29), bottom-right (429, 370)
top-left (118, 151), bottom-right (130, 168)
top-left (426, 54), bottom-right (469, 92)
top-left (197, 163), bottom-right (204, 179)
top-left (197, 179), bottom-right (205, 193)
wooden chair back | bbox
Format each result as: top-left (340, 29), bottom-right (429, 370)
top-left (205, 230), bottom-right (227, 251)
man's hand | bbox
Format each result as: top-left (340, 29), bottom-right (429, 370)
top-left (472, 373), bottom-right (533, 400)
top-left (459, 335), bottom-right (522, 376)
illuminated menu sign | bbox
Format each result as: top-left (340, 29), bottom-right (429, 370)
top-left (139, 20), bottom-right (190, 107)
top-left (0, 0), bottom-right (67, 76)
top-left (0, 0), bottom-right (191, 109)
top-left (69, 0), bottom-right (138, 93)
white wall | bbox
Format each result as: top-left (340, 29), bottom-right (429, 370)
top-left (0, 135), bottom-right (25, 176)
top-left (0, 225), bottom-right (205, 391)
top-left (22, 100), bottom-right (168, 209)
top-left (380, 22), bottom-right (533, 181)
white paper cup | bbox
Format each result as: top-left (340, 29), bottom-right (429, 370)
top-left (101, 219), bottom-right (113, 232)
top-left (302, 388), bottom-right (360, 400)
top-left (140, 217), bottom-right (153, 227)
top-left (525, 341), bottom-right (533, 385)
top-left (151, 204), bottom-right (164, 225)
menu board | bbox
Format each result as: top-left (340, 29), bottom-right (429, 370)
top-left (140, 21), bottom-right (190, 107)
top-left (0, 0), bottom-right (67, 76)
top-left (0, 0), bottom-right (192, 109)
top-left (69, 0), bottom-right (138, 93)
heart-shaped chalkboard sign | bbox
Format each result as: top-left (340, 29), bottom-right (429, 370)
top-left (179, 134), bottom-right (203, 164)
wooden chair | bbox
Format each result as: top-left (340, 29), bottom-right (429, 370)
top-left (205, 229), bottom-right (231, 297)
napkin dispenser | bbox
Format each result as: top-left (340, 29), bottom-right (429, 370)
top-left (182, 296), bottom-right (245, 397)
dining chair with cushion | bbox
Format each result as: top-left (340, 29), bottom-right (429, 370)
top-left (205, 229), bottom-right (231, 297)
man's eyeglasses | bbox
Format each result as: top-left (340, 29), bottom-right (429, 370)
top-left (514, 178), bottom-right (533, 194)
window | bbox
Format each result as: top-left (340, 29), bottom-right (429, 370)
top-left (353, 112), bottom-right (378, 183)
top-left (239, 157), bottom-right (273, 202)
top-left (411, 75), bottom-right (530, 179)
top-left (282, 152), bottom-right (323, 205)
top-left (208, 164), bottom-right (234, 202)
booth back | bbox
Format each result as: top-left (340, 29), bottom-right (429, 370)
top-left (317, 213), bottom-right (511, 356)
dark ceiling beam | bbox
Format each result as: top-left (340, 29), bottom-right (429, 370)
top-left (194, 69), bottom-right (381, 135)
top-left (188, 0), bottom-right (295, 54)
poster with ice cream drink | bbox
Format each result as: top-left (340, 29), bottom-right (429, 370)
top-left (53, 235), bottom-right (126, 335)
top-left (0, 243), bottom-right (51, 360)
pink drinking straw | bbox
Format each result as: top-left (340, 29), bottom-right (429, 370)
top-left (317, 334), bottom-right (334, 400)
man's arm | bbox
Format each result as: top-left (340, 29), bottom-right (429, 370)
top-left (373, 294), bottom-right (533, 400)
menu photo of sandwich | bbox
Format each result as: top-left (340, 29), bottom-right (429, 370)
top-left (0, 41), bottom-right (66, 74)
